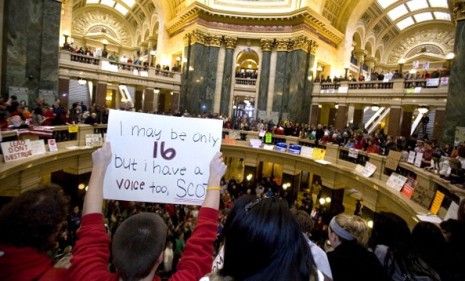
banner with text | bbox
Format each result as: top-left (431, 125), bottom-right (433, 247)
top-left (103, 110), bottom-right (223, 205)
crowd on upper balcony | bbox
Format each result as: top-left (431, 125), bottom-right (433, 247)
top-left (63, 43), bottom-right (181, 73)
top-left (316, 68), bottom-right (450, 84)
top-left (235, 69), bottom-right (258, 79)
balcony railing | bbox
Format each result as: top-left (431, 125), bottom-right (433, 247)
top-left (348, 81), bottom-right (394, 89)
top-left (235, 78), bottom-right (257, 86)
top-left (62, 51), bottom-right (179, 80)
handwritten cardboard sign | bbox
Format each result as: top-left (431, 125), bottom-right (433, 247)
top-left (430, 191), bottom-right (445, 215)
top-left (103, 110), bottom-right (223, 205)
top-left (355, 162), bottom-right (377, 178)
top-left (414, 152), bottom-right (423, 168)
top-left (1, 140), bottom-right (33, 162)
top-left (407, 151), bottom-right (416, 164)
top-left (386, 173), bottom-right (408, 192)
top-left (30, 140), bottom-right (46, 156)
top-left (385, 150), bottom-right (402, 170)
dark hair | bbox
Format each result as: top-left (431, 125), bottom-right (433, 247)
top-left (0, 185), bottom-right (68, 252)
top-left (370, 212), bottom-right (440, 281)
top-left (112, 212), bottom-right (168, 281)
top-left (220, 195), bottom-right (314, 281)
top-left (412, 222), bottom-right (447, 274)
top-left (294, 210), bottom-right (314, 234)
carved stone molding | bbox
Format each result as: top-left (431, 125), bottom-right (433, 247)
top-left (353, 49), bottom-right (367, 63)
top-left (386, 28), bottom-right (454, 64)
top-left (309, 40), bottom-right (318, 55)
top-left (452, 0), bottom-right (465, 22)
top-left (291, 36), bottom-right (309, 52)
top-left (209, 35), bottom-right (223, 47)
top-left (275, 39), bottom-right (289, 51)
top-left (72, 9), bottom-right (133, 46)
top-left (224, 36), bottom-right (238, 49)
top-left (260, 39), bottom-right (274, 51)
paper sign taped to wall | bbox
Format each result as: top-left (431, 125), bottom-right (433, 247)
top-left (103, 110), bottom-right (223, 205)
top-left (1, 140), bottom-right (33, 163)
top-left (385, 150), bottom-right (402, 170)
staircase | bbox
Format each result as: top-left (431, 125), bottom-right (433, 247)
top-left (366, 107), bottom-right (390, 134)
top-left (412, 110), bottom-right (435, 139)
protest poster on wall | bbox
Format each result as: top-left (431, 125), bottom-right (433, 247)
top-left (1, 140), bottom-right (33, 162)
top-left (103, 110), bottom-right (223, 205)
top-left (355, 162), bottom-right (377, 178)
top-left (407, 151), bottom-right (416, 164)
top-left (48, 139), bottom-right (58, 152)
top-left (401, 177), bottom-right (416, 199)
top-left (386, 173), bottom-right (408, 192)
top-left (430, 191), bottom-right (445, 215)
top-left (30, 140), bottom-right (46, 156)
top-left (385, 150), bottom-right (402, 170)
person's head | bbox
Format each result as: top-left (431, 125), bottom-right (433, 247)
top-left (221, 195), bottom-right (313, 281)
top-left (368, 212), bottom-right (411, 253)
top-left (294, 210), bottom-right (314, 236)
top-left (111, 212), bottom-right (168, 281)
top-left (411, 221), bottom-right (445, 259)
top-left (0, 185), bottom-right (68, 252)
top-left (328, 214), bottom-right (369, 248)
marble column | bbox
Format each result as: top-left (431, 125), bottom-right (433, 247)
top-left (143, 88), bottom-right (154, 113)
top-left (58, 78), bottom-right (69, 109)
top-left (2, 0), bottom-right (61, 102)
top-left (213, 45), bottom-right (226, 114)
top-left (353, 107), bottom-right (364, 129)
top-left (309, 104), bottom-right (321, 126)
top-left (59, 0), bottom-right (72, 47)
top-left (95, 83), bottom-right (107, 107)
top-left (220, 36), bottom-right (237, 116)
top-left (272, 39), bottom-right (290, 122)
top-left (266, 50), bottom-right (277, 120)
top-left (272, 36), bottom-right (316, 124)
top-left (400, 109), bottom-right (413, 137)
top-left (443, 2), bottom-right (465, 144)
top-left (181, 31), bottom-right (221, 115)
top-left (387, 106), bottom-right (402, 137)
top-left (282, 172), bottom-right (301, 205)
top-left (257, 39), bottom-right (273, 118)
top-left (335, 104), bottom-right (348, 130)
top-left (432, 108), bottom-right (446, 141)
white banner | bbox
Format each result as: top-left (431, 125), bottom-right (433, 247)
top-left (103, 110), bottom-right (222, 205)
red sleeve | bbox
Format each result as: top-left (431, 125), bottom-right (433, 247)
top-left (168, 207), bottom-right (218, 281)
top-left (69, 213), bottom-right (117, 281)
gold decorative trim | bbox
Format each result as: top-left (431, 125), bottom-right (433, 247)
top-left (209, 35), bottom-right (223, 47)
top-left (309, 40), bottom-right (318, 55)
top-left (275, 39), bottom-right (289, 51)
top-left (166, 3), bottom-right (344, 48)
top-left (224, 36), bottom-right (238, 49)
top-left (453, 0), bottom-right (465, 22)
top-left (260, 39), bottom-right (274, 51)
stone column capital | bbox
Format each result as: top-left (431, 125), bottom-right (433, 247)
top-left (365, 56), bottom-right (376, 68)
top-left (275, 39), bottom-right (289, 51)
top-left (224, 36), bottom-right (238, 49)
top-left (290, 36), bottom-right (310, 52)
top-left (309, 40), bottom-right (318, 55)
top-left (452, 0), bottom-right (465, 22)
top-left (260, 39), bottom-right (274, 51)
top-left (209, 35), bottom-right (222, 47)
top-left (184, 30), bottom-right (210, 46)
top-left (353, 49), bottom-right (367, 62)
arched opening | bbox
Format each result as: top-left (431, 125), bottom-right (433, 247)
top-left (235, 48), bottom-right (260, 82)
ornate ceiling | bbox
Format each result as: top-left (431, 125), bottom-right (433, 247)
top-left (67, 0), bottom-right (457, 66)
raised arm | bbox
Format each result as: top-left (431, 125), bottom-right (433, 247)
top-left (69, 143), bottom-right (115, 281)
top-left (83, 142), bottom-right (112, 215)
top-left (169, 152), bottom-right (227, 281)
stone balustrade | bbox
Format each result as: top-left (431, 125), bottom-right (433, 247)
top-left (1, 126), bottom-right (463, 227)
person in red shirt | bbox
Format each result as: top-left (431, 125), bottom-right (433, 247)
top-left (0, 186), bottom-right (69, 281)
top-left (69, 143), bottom-right (227, 281)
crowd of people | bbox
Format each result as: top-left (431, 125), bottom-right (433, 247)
top-left (65, 43), bottom-right (181, 73)
top-left (0, 142), bottom-right (464, 281)
top-left (316, 68), bottom-right (450, 84)
top-left (0, 96), bottom-right (109, 130)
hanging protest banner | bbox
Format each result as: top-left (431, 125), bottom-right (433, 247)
top-left (103, 110), bottom-right (223, 205)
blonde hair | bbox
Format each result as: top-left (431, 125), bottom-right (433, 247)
top-left (333, 214), bottom-right (369, 247)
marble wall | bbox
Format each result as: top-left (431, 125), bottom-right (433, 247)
top-left (220, 48), bottom-right (234, 116)
top-left (272, 50), bottom-right (314, 123)
top-left (443, 20), bottom-right (465, 144)
top-left (257, 51), bottom-right (271, 111)
top-left (181, 43), bottom-right (219, 114)
top-left (2, 0), bottom-right (61, 102)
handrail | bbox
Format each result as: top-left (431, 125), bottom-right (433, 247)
top-left (235, 78), bottom-right (257, 86)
